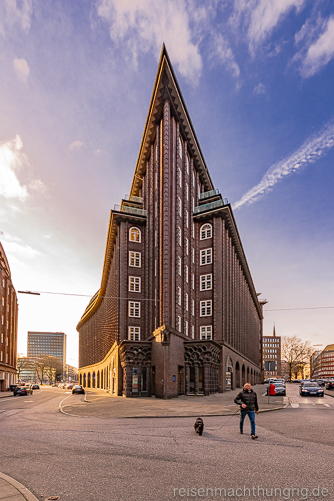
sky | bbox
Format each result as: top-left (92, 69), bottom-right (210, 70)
top-left (0, 0), bottom-right (333, 368)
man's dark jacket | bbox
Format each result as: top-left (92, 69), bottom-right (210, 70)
top-left (234, 388), bottom-right (259, 412)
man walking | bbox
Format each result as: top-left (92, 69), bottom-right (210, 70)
top-left (234, 382), bottom-right (259, 439)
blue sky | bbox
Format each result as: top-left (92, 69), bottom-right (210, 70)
top-left (0, 0), bottom-right (333, 367)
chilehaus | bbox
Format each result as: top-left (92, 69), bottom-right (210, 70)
top-left (77, 46), bottom-right (265, 398)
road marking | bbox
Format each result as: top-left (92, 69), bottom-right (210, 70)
top-left (291, 403), bottom-right (299, 408)
top-left (324, 403), bottom-right (331, 407)
top-left (24, 400), bottom-right (34, 403)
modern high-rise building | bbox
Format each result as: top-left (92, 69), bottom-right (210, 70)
top-left (77, 46), bottom-right (264, 398)
top-left (0, 243), bottom-right (18, 391)
top-left (262, 325), bottom-right (281, 378)
top-left (27, 331), bottom-right (66, 366)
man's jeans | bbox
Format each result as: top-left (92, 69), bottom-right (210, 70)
top-left (240, 410), bottom-right (256, 435)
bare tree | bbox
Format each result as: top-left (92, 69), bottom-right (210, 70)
top-left (44, 356), bottom-right (63, 384)
top-left (34, 356), bottom-right (48, 384)
top-left (281, 336), bottom-right (313, 381)
top-left (16, 355), bottom-right (28, 381)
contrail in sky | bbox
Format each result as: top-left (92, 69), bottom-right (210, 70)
top-left (233, 119), bottom-right (334, 210)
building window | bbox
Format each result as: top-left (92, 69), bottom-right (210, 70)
top-left (200, 248), bottom-right (212, 265)
top-left (185, 265), bottom-right (189, 283)
top-left (178, 167), bottom-right (182, 187)
top-left (200, 223), bottom-right (212, 240)
top-left (185, 210), bottom-right (189, 228)
top-left (129, 276), bottom-right (141, 292)
top-left (177, 196), bottom-right (182, 217)
top-left (178, 136), bottom-right (183, 159)
top-left (186, 183), bottom-right (189, 201)
top-left (0, 333), bottom-right (3, 344)
top-left (1, 297), bottom-right (3, 306)
top-left (200, 326), bottom-right (212, 340)
top-left (185, 320), bottom-right (188, 336)
top-left (177, 226), bottom-right (182, 246)
top-left (200, 300), bottom-right (212, 317)
top-left (185, 293), bottom-right (188, 311)
top-left (192, 223), bottom-right (195, 239)
top-left (177, 316), bottom-right (181, 332)
top-left (192, 274), bottom-right (195, 290)
top-left (177, 256), bottom-right (182, 276)
top-left (129, 227), bottom-right (141, 243)
top-left (177, 286), bottom-right (182, 306)
top-left (129, 326), bottom-right (140, 341)
top-left (192, 248), bottom-right (195, 264)
top-left (192, 170), bottom-right (195, 187)
top-left (129, 301), bottom-right (140, 317)
top-left (0, 351), bottom-right (2, 362)
top-left (200, 274), bottom-right (212, 291)
top-left (192, 325), bottom-right (194, 339)
top-left (192, 300), bottom-right (194, 316)
top-left (186, 154), bottom-right (190, 174)
top-left (129, 251), bottom-right (141, 267)
top-left (186, 238), bottom-right (189, 255)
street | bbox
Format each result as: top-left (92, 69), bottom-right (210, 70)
top-left (0, 384), bottom-right (333, 501)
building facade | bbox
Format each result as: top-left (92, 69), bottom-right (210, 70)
top-left (262, 325), bottom-right (281, 378)
top-left (77, 46), bottom-right (264, 398)
top-left (0, 243), bottom-right (18, 391)
top-left (27, 331), bottom-right (67, 380)
top-left (311, 345), bottom-right (334, 379)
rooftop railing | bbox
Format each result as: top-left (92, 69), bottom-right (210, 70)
top-left (193, 199), bottom-right (227, 214)
top-left (124, 194), bottom-right (143, 204)
top-left (114, 205), bottom-right (147, 217)
top-left (199, 188), bottom-right (220, 200)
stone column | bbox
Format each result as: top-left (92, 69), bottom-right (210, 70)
top-left (203, 363), bottom-right (211, 396)
top-left (194, 363), bottom-right (199, 394)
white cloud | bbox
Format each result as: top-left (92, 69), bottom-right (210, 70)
top-left (0, 0), bottom-right (33, 37)
top-left (28, 179), bottom-right (48, 194)
top-left (2, 239), bottom-right (41, 260)
top-left (233, 119), bottom-right (334, 209)
top-left (13, 58), bottom-right (30, 83)
top-left (68, 141), bottom-right (83, 150)
top-left (0, 135), bottom-right (29, 200)
top-left (210, 33), bottom-right (240, 78)
top-left (97, 0), bottom-right (202, 82)
top-left (299, 16), bottom-right (334, 77)
top-left (253, 82), bottom-right (266, 94)
top-left (232, 0), bottom-right (306, 55)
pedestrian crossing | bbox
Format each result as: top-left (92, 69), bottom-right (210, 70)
top-left (290, 402), bottom-right (331, 408)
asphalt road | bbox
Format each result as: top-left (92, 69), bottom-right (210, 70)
top-left (0, 385), bottom-right (333, 501)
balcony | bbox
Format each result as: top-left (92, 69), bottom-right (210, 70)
top-left (199, 189), bottom-right (220, 201)
top-left (113, 205), bottom-right (147, 217)
top-left (193, 199), bottom-right (228, 214)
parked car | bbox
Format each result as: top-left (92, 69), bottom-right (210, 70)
top-left (13, 385), bottom-right (33, 396)
top-left (31, 384), bottom-right (40, 390)
top-left (65, 383), bottom-right (75, 390)
top-left (266, 383), bottom-right (286, 396)
top-left (300, 382), bottom-right (324, 397)
top-left (72, 385), bottom-right (85, 395)
top-left (326, 380), bottom-right (334, 390)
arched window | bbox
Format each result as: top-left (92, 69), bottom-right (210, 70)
top-left (200, 223), bottom-right (212, 240)
top-left (129, 227), bottom-right (141, 243)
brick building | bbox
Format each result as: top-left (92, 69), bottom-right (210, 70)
top-left (311, 345), bottom-right (334, 379)
top-left (77, 46), bottom-right (264, 398)
top-left (0, 242), bottom-right (18, 391)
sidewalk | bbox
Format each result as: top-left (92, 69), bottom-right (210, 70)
top-left (0, 472), bottom-right (38, 501)
top-left (0, 391), bottom-right (14, 399)
top-left (61, 384), bottom-right (286, 419)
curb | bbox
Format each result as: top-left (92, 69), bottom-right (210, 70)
top-left (57, 405), bottom-right (286, 419)
top-left (0, 471), bottom-right (38, 501)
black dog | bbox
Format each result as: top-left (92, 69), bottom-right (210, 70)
top-left (194, 417), bottom-right (204, 436)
